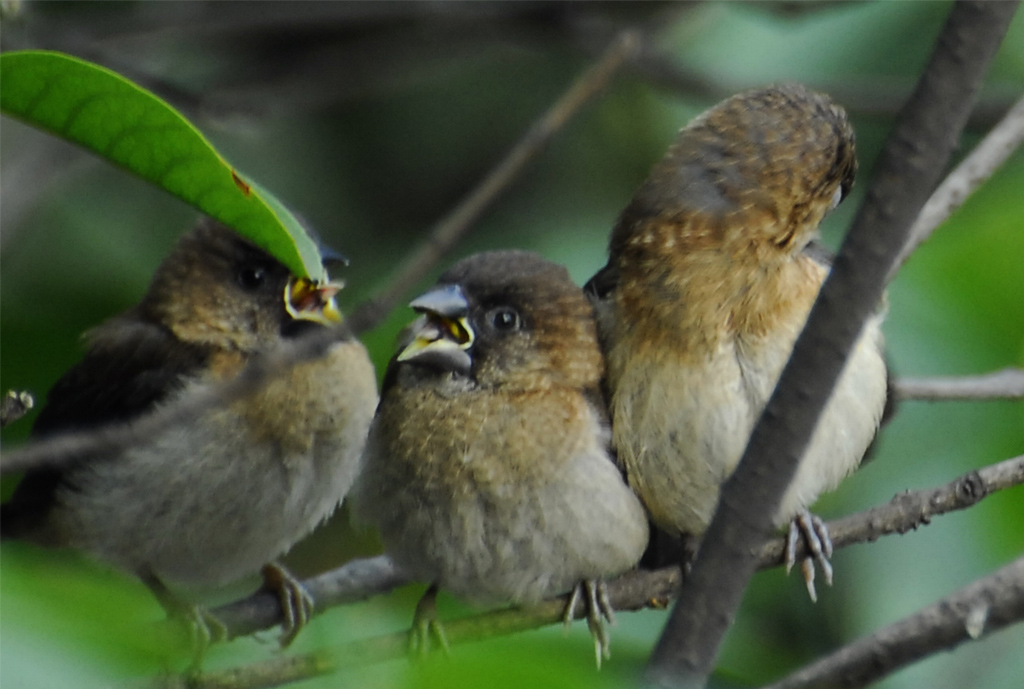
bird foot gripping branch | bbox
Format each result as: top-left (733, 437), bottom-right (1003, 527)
top-left (785, 509), bottom-right (835, 602)
top-left (587, 83), bottom-right (887, 603)
top-left (140, 568), bottom-right (228, 669)
top-left (261, 562), bottom-right (316, 648)
top-left (409, 584), bottom-right (451, 658)
top-left (353, 251), bottom-right (649, 669)
top-left (564, 579), bottom-right (616, 668)
top-left (1, 219), bottom-right (378, 664)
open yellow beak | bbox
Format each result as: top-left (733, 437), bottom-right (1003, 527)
top-left (285, 276), bottom-right (343, 325)
top-left (396, 284), bottom-right (474, 374)
top-left (397, 313), bottom-right (473, 362)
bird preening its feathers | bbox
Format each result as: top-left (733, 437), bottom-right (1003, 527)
top-left (586, 83), bottom-right (887, 598)
top-left (2, 82), bottom-right (888, 665)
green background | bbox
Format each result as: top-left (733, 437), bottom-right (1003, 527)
top-left (2, 2), bottom-right (1022, 688)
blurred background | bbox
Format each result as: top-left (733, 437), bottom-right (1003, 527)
top-left (1, 2), bottom-right (1022, 688)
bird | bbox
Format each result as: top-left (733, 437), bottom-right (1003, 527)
top-left (585, 84), bottom-right (888, 600)
top-left (1, 217), bottom-right (378, 649)
top-left (353, 250), bottom-right (649, 665)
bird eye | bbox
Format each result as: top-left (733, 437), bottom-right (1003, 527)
top-left (487, 306), bottom-right (521, 333)
top-left (236, 265), bottom-right (267, 291)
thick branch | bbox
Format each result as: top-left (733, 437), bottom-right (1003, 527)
top-left (346, 30), bottom-right (640, 334)
top-left (760, 555), bottom-right (1024, 689)
top-left (645, 3), bottom-right (1020, 686)
top-left (894, 368), bottom-right (1024, 402)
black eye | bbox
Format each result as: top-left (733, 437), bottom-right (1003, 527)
top-left (487, 306), bottom-right (521, 332)
top-left (236, 264), bottom-right (267, 291)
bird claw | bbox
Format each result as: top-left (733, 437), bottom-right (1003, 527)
top-left (409, 585), bottom-right (450, 659)
top-left (785, 510), bottom-right (834, 602)
top-left (183, 604), bottom-right (229, 669)
top-left (141, 569), bottom-right (226, 669)
top-left (563, 579), bottom-right (615, 668)
top-left (261, 562), bottom-right (315, 648)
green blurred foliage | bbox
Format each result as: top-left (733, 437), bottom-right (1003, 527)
top-left (1, 2), bottom-right (1022, 688)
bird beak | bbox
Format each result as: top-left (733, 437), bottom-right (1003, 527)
top-left (397, 284), bottom-right (474, 374)
top-left (285, 276), bottom-right (343, 325)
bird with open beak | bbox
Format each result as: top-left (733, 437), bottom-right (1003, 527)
top-left (354, 250), bottom-right (649, 665)
top-left (586, 84), bottom-right (888, 600)
top-left (1, 218), bottom-right (378, 651)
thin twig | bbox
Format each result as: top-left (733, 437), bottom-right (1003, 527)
top-left (890, 92), bottom-right (1024, 281)
top-left (758, 454), bottom-right (1024, 567)
top-left (760, 554), bottom-right (1024, 689)
top-left (137, 454), bottom-right (1024, 689)
top-left (894, 368), bottom-right (1024, 402)
top-left (345, 29), bottom-right (641, 334)
top-left (0, 327), bottom-right (350, 476)
top-left (645, 4), bottom-right (1020, 686)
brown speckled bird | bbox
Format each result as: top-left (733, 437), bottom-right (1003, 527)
top-left (586, 84), bottom-right (888, 600)
top-left (1, 218), bottom-right (378, 647)
top-left (354, 251), bottom-right (649, 664)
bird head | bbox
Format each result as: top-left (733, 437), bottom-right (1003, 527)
top-left (393, 251), bottom-right (603, 392)
top-left (611, 83), bottom-right (857, 262)
top-left (141, 219), bottom-right (345, 352)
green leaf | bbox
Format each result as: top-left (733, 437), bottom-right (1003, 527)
top-left (0, 50), bottom-right (324, 281)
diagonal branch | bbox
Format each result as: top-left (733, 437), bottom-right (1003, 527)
top-left (346, 30), bottom-right (640, 334)
top-left (645, 3), bottom-right (1020, 686)
top-left (760, 554), bottom-right (1024, 689)
top-left (0, 327), bottom-right (348, 476)
top-left (890, 92), bottom-right (1024, 281)
top-left (757, 454), bottom-right (1024, 567)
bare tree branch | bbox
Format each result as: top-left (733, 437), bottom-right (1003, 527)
top-left (134, 568), bottom-right (681, 689)
top-left (758, 454), bottom-right (1024, 567)
top-left (215, 554), bottom-right (409, 641)
top-left (345, 29), bottom-right (640, 334)
top-left (760, 555), bottom-right (1024, 689)
top-left (894, 368), bottom-right (1024, 402)
top-left (131, 453), bottom-right (1024, 689)
top-left (890, 92), bottom-right (1024, 281)
top-left (645, 3), bottom-right (1020, 686)
top-left (0, 327), bottom-right (348, 476)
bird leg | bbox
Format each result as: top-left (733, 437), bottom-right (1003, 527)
top-left (139, 568), bottom-right (227, 669)
top-left (563, 579), bottom-right (615, 668)
top-left (260, 561), bottom-right (315, 647)
top-left (784, 509), bottom-right (834, 602)
top-left (409, 583), bottom-right (450, 658)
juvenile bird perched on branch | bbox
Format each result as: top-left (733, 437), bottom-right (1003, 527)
top-left (586, 84), bottom-right (888, 600)
top-left (1, 218), bottom-right (378, 648)
top-left (354, 251), bottom-right (649, 665)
